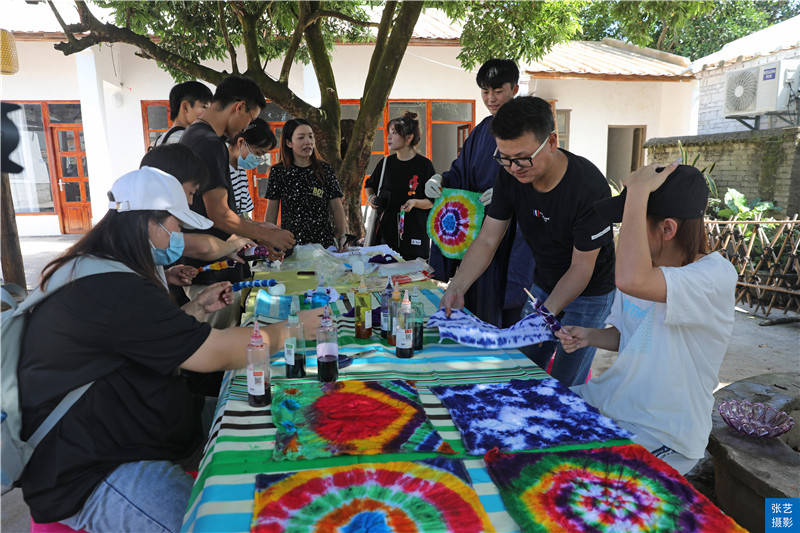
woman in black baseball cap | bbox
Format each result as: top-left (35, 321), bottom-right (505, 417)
top-left (555, 161), bottom-right (738, 475)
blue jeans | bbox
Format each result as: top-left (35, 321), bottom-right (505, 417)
top-left (519, 283), bottom-right (614, 386)
top-left (60, 460), bottom-right (193, 533)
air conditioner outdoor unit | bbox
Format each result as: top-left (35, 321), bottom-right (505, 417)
top-left (724, 59), bottom-right (800, 118)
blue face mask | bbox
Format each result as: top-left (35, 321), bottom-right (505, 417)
top-left (152, 223), bottom-right (185, 265)
top-left (238, 152), bottom-right (260, 169)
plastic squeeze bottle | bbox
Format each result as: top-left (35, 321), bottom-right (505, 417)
top-left (354, 277), bottom-right (372, 339)
top-left (411, 286), bottom-right (425, 351)
top-left (395, 291), bottom-right (414, 358)
top-left (316, 306), bottom-right (339, 383)
top-left (388, 282), bottom-right (402, 346)
top-left (380, 278), bottom-right (393, 339)
top-left (285, 295), bottom-right (306, 378)
top-left (246, 322), bottom-right (270, 407)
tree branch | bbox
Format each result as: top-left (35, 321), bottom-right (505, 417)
top-left (303, 1), bottom-right (341, 151)
top-left (362, 1), bottom-right (396, 95)
top-left (231, 1), bottom-right (265, 75)
top-left (217, 1), bottom-right (239, 74)
top-left (306, 9), bottom-right (380, 29)
top-left (52, 1), bottom-right (225, 85)
top-left (279, 2), bottom-right (308, 84)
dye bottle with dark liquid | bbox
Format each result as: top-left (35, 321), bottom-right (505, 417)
top-left (380, 278), bottom-right (392, 339)
top-left (395, 291), bottom-right (414, 358)
top-left (411, 286), bottom-right (425, 351)
top-left (284, 295), bottom-right (306, 378)
top-left (316, 305), bottom-right (339, 382)
top-left (246, 322), bottom-right (270, 407)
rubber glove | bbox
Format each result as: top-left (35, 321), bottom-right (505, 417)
top-left (479, 188), bottom-right (493, 207)
top-left (425, 174), bottom-right (443, 199)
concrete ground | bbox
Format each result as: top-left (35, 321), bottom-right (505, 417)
top-left (2, 235), bottom-right (798, 531)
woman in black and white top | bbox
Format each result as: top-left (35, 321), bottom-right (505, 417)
top-left (227, 118), bottom-right (276, 218)
top-left (265, 118), bottom-right (347, 249)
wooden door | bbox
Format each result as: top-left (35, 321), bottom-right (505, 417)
top-left (52, 126), bottom-right (92, 233)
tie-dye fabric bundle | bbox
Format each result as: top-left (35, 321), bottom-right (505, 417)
top-left (272, 380), bottom-right (455, 461)
top-left (426, 308), bottom-right (554, 349)
top-left (430, 378), bottom-right (631, 454)
top-left (484, 445), bottom-right (746, 533)
top-left (427, 188), bottom-right (485, 259)
top-left (251, 457), bottom-right (496, 533)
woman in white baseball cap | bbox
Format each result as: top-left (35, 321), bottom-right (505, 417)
top-left (18, 167), bottom-right (321, 532)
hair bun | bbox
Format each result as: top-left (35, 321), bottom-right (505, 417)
top-left (403, 111), bottom-right (418, 121)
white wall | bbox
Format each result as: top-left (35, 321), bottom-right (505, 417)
top-left (696, 48), bottom-right (800, 134)
top-left (530, 77), bottom-right (698, 171)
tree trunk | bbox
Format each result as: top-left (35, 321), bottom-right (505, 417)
top-left (1, 172), bottom-right (26, 290)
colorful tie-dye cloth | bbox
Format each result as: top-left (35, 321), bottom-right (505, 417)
top-left (272, 380), bottom-right (455, 461)
top-left (426, 308), bottom-right (554, 349)
top-left (251, 457), bottom-right (496, 533)
top-left (430, 379), bottom-right (631, 454)
top-left (484, 445), bottom-right (745, 533)
top-left (427, 188), bottom-right (485, 259)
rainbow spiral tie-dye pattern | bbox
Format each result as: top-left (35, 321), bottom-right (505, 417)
top-left (251, 458), bottom-right (495, 533)
top-left (427, 188), bottom-right (485, 259)
top-left (484, 444), bottom-right (746, 533)
top-left (272, 380), bottom-right (455, 461)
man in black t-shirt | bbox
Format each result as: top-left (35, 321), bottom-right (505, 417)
top-left (181, 75), bottom-right (295, 327)
top-left (442, 96), bottom-right (615, 386)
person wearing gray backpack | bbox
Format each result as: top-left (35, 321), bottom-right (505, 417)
top-left (4, 167), bottom-right (321, 532)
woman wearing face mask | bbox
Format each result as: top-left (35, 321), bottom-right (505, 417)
top-left (227, 118), bottom-right (276, 220)
top-left (17, 167), bottom-right (322, 532)
top-left (265, 118), bottom-right (348, 250)
top-left (364, 112), bottom-right (435, 260)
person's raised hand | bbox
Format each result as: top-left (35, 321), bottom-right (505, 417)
top-left (193, 282), bottom-right (234, 313)
top-left (479, 188), bottom-right (493, 207)
top-left (425, 174), bottom-right (443, 199)
top-left (554, 325), bottom-right (590, 354)
top-left (165, 265), bottom-right (198, 286)
top-left (441, 284), bottom-right (465, 318)
top-left (623, 160), bottom-right (680, 194)
top-left (263, 227), bottom-right (296, 251)
top-left (227, 234), bottom-right (255, 263)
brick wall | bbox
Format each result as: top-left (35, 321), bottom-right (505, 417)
top-left (644, 127), bottom-right (800, 216)
top-left (697, 48), bottom-right (800, 135)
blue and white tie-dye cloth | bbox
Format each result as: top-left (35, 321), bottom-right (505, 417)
top-left (426, 308), bottom-right (553, 349)
top-left (430, 378), bottom-right (632, 454)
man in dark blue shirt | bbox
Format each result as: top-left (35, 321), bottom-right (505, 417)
top-left (426, 59), bottom-right (534, 327)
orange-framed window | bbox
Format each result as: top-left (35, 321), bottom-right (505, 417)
top-left (5, 100), bottom-right (83, 216)
top-left (141, 100), bottom-right (172, 148)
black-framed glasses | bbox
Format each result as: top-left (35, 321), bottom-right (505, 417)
top-left (493, 130), bottom-right (556, 168)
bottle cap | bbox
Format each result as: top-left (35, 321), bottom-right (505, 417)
top-left (321, 305), bottom-right (333, 327)
top-left (250, 322), bottom-right (264, 347)
top-left (401, 290), bottom-right (411, 311)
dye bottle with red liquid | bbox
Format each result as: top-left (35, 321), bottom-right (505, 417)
top-left (246, 322), bottom-right (270, 407)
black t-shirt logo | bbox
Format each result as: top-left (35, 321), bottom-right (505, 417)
top-left (408, 175), bottom-right (419, 197)
top-left (532, 209), bottom-right (550, 222)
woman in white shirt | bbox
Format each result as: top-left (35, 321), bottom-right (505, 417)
top-left (556, 163), bottom-right (737, 474)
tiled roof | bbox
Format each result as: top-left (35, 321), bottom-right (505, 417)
top-left (524, 38), bottom-right (691, 79)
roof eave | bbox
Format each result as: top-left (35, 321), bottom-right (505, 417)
top-left (526, 70), bottom-right (695, 82)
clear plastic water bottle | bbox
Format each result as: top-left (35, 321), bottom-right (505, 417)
top-left (285, 295), bottom-right (306, 378)
top-left (246, 322), bottom-right (270, 407)
top-left (316, 305), bottom-right (338, 383)
top-left (354, 277), bottom-right (372, 339)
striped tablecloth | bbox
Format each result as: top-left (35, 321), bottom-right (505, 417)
top-left (181, 288), bottom-right (629, 533)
